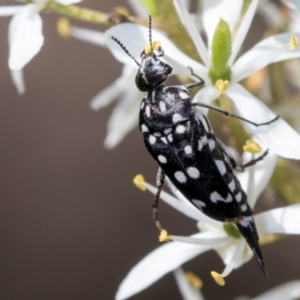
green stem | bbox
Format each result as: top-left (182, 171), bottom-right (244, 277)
top-left (47, 2), bottom-right (110, 25)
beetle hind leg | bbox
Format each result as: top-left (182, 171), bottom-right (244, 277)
top-left (152, 167), bottom-right (165, 231)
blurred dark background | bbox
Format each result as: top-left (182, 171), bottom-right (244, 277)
top-left (0, 1), bottom-right (299, 299)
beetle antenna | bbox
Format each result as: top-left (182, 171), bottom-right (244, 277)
top-left (148, 15), bottom-right (154, 55)
top-left (111, 36), bottom-right (140, 67)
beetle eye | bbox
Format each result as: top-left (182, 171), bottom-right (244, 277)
top-left (156, 46), bottom-right (164, 57)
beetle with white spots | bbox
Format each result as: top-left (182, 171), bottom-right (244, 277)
top-left (111, 16), bottom-right (280, 278)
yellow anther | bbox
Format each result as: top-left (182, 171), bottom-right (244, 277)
top-left (186, 271), bottom-right (203, 289)
top-left (57, 17), bottom-right (70, 39)
top-left (289, 35), bottom-right (298, 50)
top-left (243, 139), bottom-right (262, 154)
top-left (133, 174), bottom-right (146, 191)
top-left (144, 41), bottom-right (161, 55)
top-left (159, 229), bottom-right (171, 242)
top-left (211, 271), bottom-right (225, 286)
top-left (215, 79), bottom-right (229, 95)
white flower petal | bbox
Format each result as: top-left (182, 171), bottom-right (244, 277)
top-left (165, 179), bottom-right (223, 226)
top-left (221, 239), bottom-right (245, 277)
top-left (202, 0), bottom-right (243, 50)
top-left (282, 0), bottom-right (300, 14)
top-left (229, 0), bottom-right (258, 65)
top-left (236, 149), bottom-right (277, 209)
top-left (55, 0), bottom-right (82, 5)
top-left (164, 54), bottom-right (208, 82)
top-left (173, 0), bottom-right (210, 66)
top-left (227, 83), bottom-right (300, 159)
top-left (104, 86), bottom-right (141, 148)
top-left (115, 233), bottom-right (212, 300)
top-left (10, 69), bottom-right (25, 95)
top-left (215, 239), bottom-right (252, 271)
top-left (232, 33), bottom-right (300, 82)
top-left (90, 65), bottom-right (135, 110)
top-left (8, 5), bottom-right (44, 70)
top-left (90, 83), bottom-right (123, 111)
top-left (273, 36), bottom-right (300, 62)
top-left (192, 85), bottom-right (218, 115)
top-left (172, 232), bottom-right (230, 246)
top-left (255, 204), bottom-right (300, 235)
top-left (105, 23), bottom-right (202, 73)
top-left (0, 5), bottom-right (23, 16)
top-left (144, 181), bottom-right (221, 226)
top-left (252, 280), bottom-right (300, 300)
top-left (174, 268), bottom-right (205, 300)
top-left (70, 26), bottom-right (105, 47)
top-left (290, 11), bottom-right (300, 32)
top-left (144, 182), bottom-right (205, 222)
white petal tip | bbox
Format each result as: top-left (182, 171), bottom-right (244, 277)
top-left (10, 69), bottom-right (25, 95)
top-left (104, 138), bottom-right (118, 149)
top-left (89, 101), bottom-right (100, 111)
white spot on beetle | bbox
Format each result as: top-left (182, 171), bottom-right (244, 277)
top-left (192, 199), bottom-right (206, 208)
top-left (184, 145), bottom-right (192, 155)
top-left (172, 113), bottom-right (183, 123)
top-left (176, 125), bottom-right (186, 134)
top-left (167, 134), bottom-right (173, 142)
top-left (208, 139), bottom-right (216, 151)
top-left (154, 132), bottom-right (161, 137)
top-left (174, 171), bottom-right (187, 183)
top-left (235, 192), bottom-right (242, 202)
top-left (141, 124), bottom-right (148, 133)
top-left (198, 136), bottom-right (208, 151)
top-left (164, 128), bottom-right (172, 135)
top-left (149, 135), bottom-right (156, 145)
top-left (159, 101), bottom-right (166, 113)
top-left (158, 155), bottom-right (167, 164)
top-left (226, 193), bottom-right (233, 202)
top-left (215, 159), bottom-right (226, 175)
top-left (210, 191), bottom-right (223, 203)
top-left (187, 167), bottom-right (200, 179)
top-left (161, 137), bottom-right (168, 144)
top-left (179, 91), bottom-right (189, 99)
top-left (210, 191), bottom-right (233, 203)
top-left (145, 105), bottom-right (151, 118)
top-left (241, 204), bottom-right (248, 212)
top-left (228, 179), bottom-right (236, 192)
top-left (239, 216), bottom-right (252, 227)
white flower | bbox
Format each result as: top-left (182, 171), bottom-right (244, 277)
top-left (65, 24), bottom-right (144, 148)
top-left (175, 268), bottom-right (300, 300)
top-left (106, 0), bottom-right (300, 159)
top-left (0, 0), bottom-right (81, 94)
top-left (115, 149), bottom-right (300, 300)
top-left (174, 268), bottom-right (204, 300)
top-left (251, 280), bottom-right (300, 300)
